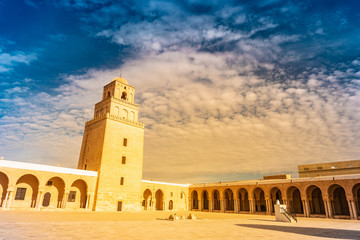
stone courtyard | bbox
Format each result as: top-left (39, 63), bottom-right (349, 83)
top-left (1, 211), bottom-right (359, 240)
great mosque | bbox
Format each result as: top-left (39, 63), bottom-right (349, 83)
top-left (0, 76), bottom-right (359, 220)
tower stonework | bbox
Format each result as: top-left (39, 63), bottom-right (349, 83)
top-left (78, 77), bottom-right (144, 211)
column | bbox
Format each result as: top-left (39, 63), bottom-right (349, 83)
top-left (351, 200), bottom-right (358, 220)
top-left (347, 199), bottom-right (354, 220)
top-left (264, 198), bottom-right (268, 213)
top-left (326, 200), bottom-right (333, 218)
top-left (6, 191), bottom-right (14, 210)
top-left (37, 191), bottom-right (44, 210)
top-left (249, 199), bottom-right (255, 213)
top-left (283, 199), bottom-right (288, 210)
top-left (220, 198), bottom-right (224, 212)
top-left (209, 197), bottom-right (213, 212)
top-left (35, 191), bottom-right (42, 209)
top-left (2, 191), bottom-right (9, 210)
top-left (86, 194), bottom-right (91, 210)
top-left (234, 198), bottom-right (239, 213)
top-left (324, 199), bottom-right (329, 218)
top-left (198, 197), bottom-right (202, 211)
top-left (305, 200), bottom-right (310, 217)
top-left (269, 199), bottom-right (274, 214)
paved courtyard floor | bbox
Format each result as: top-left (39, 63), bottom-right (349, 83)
top-left (0, 210), bottom-right (359, 240)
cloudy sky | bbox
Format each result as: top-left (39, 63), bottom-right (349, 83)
top-left (0, 0), bottom-right (359, 183)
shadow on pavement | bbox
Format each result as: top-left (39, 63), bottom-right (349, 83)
top-left (236, 224), bottom-right (360, 239)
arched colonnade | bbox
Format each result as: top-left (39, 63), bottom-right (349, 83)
top-left (142, 188), bottom-right (187, 211)
top-left (190, 181), bottom-right (360, 220)
top-left (0, 170), bottom-right (92, 211)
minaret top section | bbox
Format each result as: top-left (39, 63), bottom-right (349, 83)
top-left (101, 76), bottom-right (135, 104)
top-left (111, 76), bottom-right (128, 85)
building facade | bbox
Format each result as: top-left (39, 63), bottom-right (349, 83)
top-left (0, 76), bottom-right (359, 220)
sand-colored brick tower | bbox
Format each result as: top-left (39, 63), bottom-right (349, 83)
top-left (78, 76), bottom-right (144, 211)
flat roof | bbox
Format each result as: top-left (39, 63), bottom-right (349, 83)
top-left (0, 160), bottom-right (97, 177)
top-left (142, 180), bottom-right (190, 187)
top-left (189, 173), bottom-right (360, 188)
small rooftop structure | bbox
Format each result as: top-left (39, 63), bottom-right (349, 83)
top-left (263, 174), bottom-right (291, 180)
top-left (298, 160), bottom-right (360, 178)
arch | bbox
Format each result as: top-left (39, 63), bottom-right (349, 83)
top-left (287, 186), bottom-right (303, 214)
top-left (253, 187), bottom-right (266, 212)
top-left (329, 184), bottom-right (349, 216)
top-left (114, 106), bottom-right (120, 115)
top-left (238, 188), bottom-right (250, 212)
top-left (130, 111), bottom-right (135, 121)
top-left (191, 190), bottom-right (198, 210)
top-left (42, 192), bottom-right (51, 207)
top-left (306, 185), bottom-right (325, 215)
top-left (121, 109), bottom-right (128, 119)
top-left (155, 189), bottom-right (164, 210)
top-left (69, 179), bottom-right (88, 209)
top-left (0, 171), bottom-right (9, 207)
top-left (121, 91), bottom-right (127, 100)
top-left (44, 176), bottom-right (65, 208)
top-left (224, 188), bottom-right (234, 211)
top-left (168, 200), bottom-right (173, 210)
top-left (179, 191), bottom-right (187, 210)
top-left (270, 187), bottom-right (283, 213)
top-left (202, 190), bottom-right (209, 210)
top-left (212, 190), bottom-right (220, 211)
top-left (352, 183), bottom-right (360, 217)
top-left (143, 189), bottom-right (152, 210)
top-left (15, 174), bottom-right (39, 208)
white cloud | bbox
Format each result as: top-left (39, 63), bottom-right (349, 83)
top-left (2, 49), bottom-right (359, 183)
top-left (0, 49), bottom-right (37, 72)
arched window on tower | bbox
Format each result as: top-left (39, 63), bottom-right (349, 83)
top-left (130, 111), bottom-right (135, 121)
top-left (114, 107), bottom-right (119, 115)
top-left (121, 91), bottom-right (127, 100)
top-left (122, 109), bottom-right (128, 119)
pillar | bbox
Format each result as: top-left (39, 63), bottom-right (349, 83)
top-left (220, 197), bottom-right (224, 212)
top-left (6, 191), bottom-right (14, 210)
top-left (62, 191), bottom-right (69, 209)
top-left (209, 197), bottom-right (213, 212)
top-left (264, 198), bottom-right (268, 213)
top-left (249, 199), bottom-right (255, 213)
top-left (198, 197), bottom-right (202, 211)
top-left (2, 190), bottom-right (9, 210)
top-left (269, 199), bottom-right (274, 214)
top-left (234, 198), bottom-right (239, 213)
top-left (283, 199), bottom-right (288, 207)
top-left (37, 191), bottom-right (44, 210)
top-left (35, 191), bottom-right (41, 209)
top-left (86, 193), bottom-right (91, 210)
top-left (347, 199), bottom-right (354, 220)
top-left (326, 200), bottom-right (333, 218)
top-left (305, 200), bottom-right (310, 217)
top-left (351, 200), bottom-right (358, 220)
top-left (324, 199), bottom-right (329, 218)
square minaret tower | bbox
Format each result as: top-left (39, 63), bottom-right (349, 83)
top-left (78, 76), bottom-right (144, 211)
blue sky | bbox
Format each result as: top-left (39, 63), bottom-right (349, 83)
top-left (0, 0), bottom-right (360, 183)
